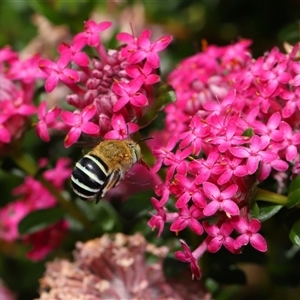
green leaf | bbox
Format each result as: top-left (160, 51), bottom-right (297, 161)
top-left (287, 176), bottom-right (300, 208)
top-left (250, 202), bottom-right (260, 219)
top-left (242, 128), bottom-right (254, 137)
top-left (289, 220), bottom-right (300, 247)
top-left (121, 191), bottom-right (152, 218)
top-left (257, 203), bottom-right (283, 222)
top-left (93, 200), bottom-right (122, 232)
top-left (138, 83), bottom-right (176, 128)
top-left (29, 0), bottom-right (96, 28)
top-left (29, 0), bottom-right (66, 25)
top-left (163, 256), bottom-right (187, 279)
top-left (289, 175), bottom-right (300, 193)
top-left (18, 207), bottom-right (65, 235)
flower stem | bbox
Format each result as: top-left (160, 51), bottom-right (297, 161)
top-left (254, 188), bottom-right (287, 205)
top-left (9, 152), bottom-right (91, 229)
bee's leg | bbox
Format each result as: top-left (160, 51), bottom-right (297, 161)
top-left (95, 191), bottom-right (102, 204)
top-left (95, 170), bottom-right (122, 204)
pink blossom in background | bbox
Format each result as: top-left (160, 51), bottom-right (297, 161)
top-left (147, 39), bottom-right (300, 279)
top-left (0, 279), bottom-right (15, 300)
top-left (0, 48), bottom-right (44, 153)
top-left (0, 158), bottom-right (71, 261)
top-left (0, 201), bottom-right (30, 242)
top-left (0, 20), bottom-right (173, 263)
top-left (38, 56), bottom-right (79, 93)
top-left (74, 20), bottom-right (112, 47)
top-left (38, 20), bottom-right (172, 147)
top-left (35, 101), bottom-right (61, 142)
top-left (24, 220), bottom-right (69, 261)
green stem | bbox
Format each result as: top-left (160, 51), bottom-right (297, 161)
top-left (10, 152), bottom-right (91, 229)
top-left (254, 187), bottom-right (287, 205)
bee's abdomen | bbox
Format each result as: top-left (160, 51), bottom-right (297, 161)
top-left (71, 154), bottom-right (109, 200)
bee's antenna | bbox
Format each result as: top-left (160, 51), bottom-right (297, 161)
top-left (137, 136), bottom-right (154, 144)
top-left (126, 123), bottom-right (130, 138)
top-left (125, 121), bottom-right (153, 143)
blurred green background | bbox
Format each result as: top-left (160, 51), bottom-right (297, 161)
top-left (1, 0), bottom-right (300, 299)
top-left (1, 0), bottom-right (300, 56)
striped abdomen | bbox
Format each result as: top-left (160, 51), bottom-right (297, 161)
top-left (71, 154), bottom-right (109, 201)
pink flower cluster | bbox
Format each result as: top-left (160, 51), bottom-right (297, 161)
top-left (0, 47), bottom-right (45, 154)
top-left (148, 40), bottom-right (300, 279)
top-left (0, 158), bottom-right (71, 261)
top-left (36, 20), bottom-right (172, 147)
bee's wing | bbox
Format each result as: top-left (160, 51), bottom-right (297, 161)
top-left (73, 135), bottom-right (103, 148)
top-left (105, 164), bottom-right (161, 201)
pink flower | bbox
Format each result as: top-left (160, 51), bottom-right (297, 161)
top-left (0, 280), bottom-right (16, 300)
top-left (0, 46), bottom-right (18, 67)
top-left (37, 20), bottom-right (171, 150)
top-left (24, 220), bottom-right (68, 261)
top-left (116, 32), bottom-right (137, 57)
top-left (213, 156), bottom-right (248, 185)
top-left (152, 135), bottom-right (178, 173)
top-left (203, 221), bottom-right (237, 253)
top-left (42, 158), bottom-right (72, 189)
top-left (74, 20), bottom-right (112, 47)
top-left (13, 176), bottom-right (57, 210)
top-left (39, 55), bottom-right (79, 92)
top-left (170, 205), bottom-right (204, 235)
top-left (118, 29), bottom-right (172, 69)
top-left (0, 201), bottom-right (30, 241)
top-left (273, 121), bottom-right (300, 162)
top-left (209, 120), bottom-right (249, 153)
top-left (0, 124), bottom-right (10, 143)
top-left (112, 77), bottom-right (148, 112)
top-left (258, 47), bottom-right (291, 97)
top-left (0, 96), bottom-right (36, 117)
top-left (7, 54), bottom-right (46, 84)
top-left (58, 41), bottom-right (90, 67)
top-left (35, 101), bottom-right (61, 142)
top-left (0, 90), bottom-right (36, 148)
top-left (233, 217), bottom-right (267, 252)
top-left (230, 135), bottom-right (278, 174)
top-left (126, 62), bottom-right (160, 85)
top-left (173, 175), bottom-right (206, 208)
top-left (281, 87), bottom-right (300, 118)
top-left (179, 115), bottom-right (211, 156)
top-left (202, 182), bottom-right (239, 217)
top-left (189, 151), bottom-right (220, 184)
top-left (148, 198), bottom-right (167, 237)
top-left (175, 240), bottom-right (201, 280)
top-left (104, 114), bottom-right (139, 140)
top-left (62, 105), bottom-right (100, 147)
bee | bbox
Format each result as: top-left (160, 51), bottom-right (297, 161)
top-left (71, 139), bottom-right (145, 203)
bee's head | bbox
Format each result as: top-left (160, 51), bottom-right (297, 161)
top-left (125, 137), bottom-right (153, 164)
top-left (125, 140), bottom-right (142, 163)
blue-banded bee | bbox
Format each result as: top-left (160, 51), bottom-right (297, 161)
top-left (71, 139), bottom-right (143, 203)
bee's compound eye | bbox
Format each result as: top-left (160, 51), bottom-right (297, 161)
top-left (131, 145), bottom-right (140, 163)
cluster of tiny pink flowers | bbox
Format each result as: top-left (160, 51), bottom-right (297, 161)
top-left (0, 46), bottom-right (45, 153)
top-left (0, 158), bottom-right (72, 261)
top-left (148, 39), bottom-right (300, 279)
top-left (36, 20), bottom-right (172, 147)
